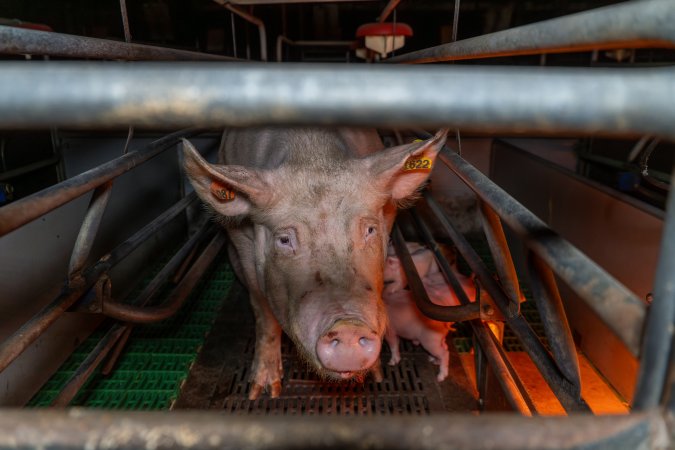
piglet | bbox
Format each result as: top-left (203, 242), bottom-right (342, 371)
top-left (383, 244), bottom-right (476, 382)
top-left (383, 242), bottom-right (439, 295)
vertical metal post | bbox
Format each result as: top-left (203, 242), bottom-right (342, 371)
top-left (526, 251), bottom-right (581, 395)
top-left (119, 0), bottom-right (132, 43)
top-left (633, 166), bottom-right (675, 410)
top-left (221, 3), bottom-right (267, 61)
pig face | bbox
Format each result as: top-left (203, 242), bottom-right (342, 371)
top-left (182, 129), bottom-right (447, 381)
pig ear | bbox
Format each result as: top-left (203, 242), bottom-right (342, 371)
top-left (366, 129), bottom-right (448, 204)
top-left (182, 139), bottom-right (270, 217)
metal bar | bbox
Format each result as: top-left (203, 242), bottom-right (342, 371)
top-left (1, 63), bottom-right (674, 140)
top-left (0, 409), bottom-right (667, 450)
top-left (276, 36), bottom-right (355, 62)
top-left (378, 0), bottom-right (401, 23)
top-left (119, 0), bottom-right (132, 43)
top-left (387, 0), bottom-right (675, 64)
top-left (219, 3), bottom-right (268, 61)
top-left (380, 225), bottom-right (480, 322)
top-left (435, 144), bottom-right (647, 357)
top-left (633, 167), bottom-right (675, 410)
top-left (479, 202), bottom-right (521, 315)
top-left (408, 209), bottom-right (535, 415)
top-left (0, 154), bottom-right (60, 182)
top-left (67, 181), bottom-right (114, 275)
top-left (50, 324), bottom-right (126, 407)
top-left (526, 251), bottom-right (581, 394)
top-left (102, 231), bottom-right (226, 323)
top-left (0, 26), bottom-right (238, 61)
top-left (50, 219), bottom-right (214, 400)
top-left (423, 193), bottom-right (590, 412)
top-left (0, 129), bottom-right (199, 237)
top-left (0, 193), bottom-right (197, 374)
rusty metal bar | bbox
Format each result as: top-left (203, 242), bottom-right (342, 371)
top-left (423, 193), bottom-right (590, 413)
top-left (0, 25), bottom-right (238, 61)
top-left (102, 231), bottom-right (226, 323)
top-left (387, 0), bottom-right (675, 64)
top-left (526, 251), bottom-right (581, 395)
top-left (633, 167), bottom-right (675, 410)
top-left (479, 201), bottom-right (521, 316)
top-left (217, 2), bottom-right (268, 61)
top-left (390, 225), bottom-right (482, 322)
top-left (0, 64), bottom-right (673, 140)
top-left (50, 324), bottom-right (126, 407)
top-left (0, 193), bottom-right (197, 374)
top-left (415, 129), bottom-right (648, 357)
top-left (0, 129), bottom-right (199, 237)
top-left (0, 409), bottom-right (668, 450)
top-left (378, 0), bottom-right (401, 23)
top-left (67, 181), bottom-right (114, 276)
top-left (48, 219), bottom-right (216, 402)
top-left (407, 209), bottom-right (535, 415)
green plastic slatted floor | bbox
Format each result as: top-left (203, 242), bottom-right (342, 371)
top-left (28, 253), bottom-right (235, 410)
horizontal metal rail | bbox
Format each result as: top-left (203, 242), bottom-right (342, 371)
top-left (0, 63), bottom-right (673, 141)
top-left (276, 36), bottom-right (355, 62)
top-left (0, 193), bottom-right (197, 374)
top-left (0, 25), bottom-right (239, 61)
top-left (433, 144), bottom-right (646, 358)
top-left (387, 0), bottom-right (675, 64)
top-left (0, 409), bottom-right (667, 450)
top-left (0, 129), bottom-right (200, 237)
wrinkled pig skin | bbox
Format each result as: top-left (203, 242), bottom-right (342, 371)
top-left (383, 244), bottom-right (476, 382)
top-left (182, 128), bottom-right (448, 399)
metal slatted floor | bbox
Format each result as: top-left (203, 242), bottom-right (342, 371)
top-left (174, 282), bottom-right (479, 414)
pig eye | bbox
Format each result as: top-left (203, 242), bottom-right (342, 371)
top-left (275, 229), bottom-right (297, 252)
top-left (365, 225), bottom-right (377, 240)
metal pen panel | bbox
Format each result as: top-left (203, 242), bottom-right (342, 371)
top-left (0, 64), bottom-right (673, 141)
top-left (387, 0), bottom-right (675, 64)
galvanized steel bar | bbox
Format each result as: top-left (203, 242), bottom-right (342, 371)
top-left (423, 193), bottom-right (590, 412)
top-left (0, 63), bottom-right (674, 140)
top-left (436, 147), bottom-right (646, 357)
top-left (0, 25), bottom-right (238, 61)
top-left (391, 225), bottom-right (482, 322)
top-left (387, 0), bottom-right (675, 64)
top-left (0, 193), bottom-right (197, 374)
top-left (0, 129), bottom-right (199, 237)
top-left (0, 409), bottom-right (667, 450)
top-left (633, 167), bottom-right (675, 410)
top-left (408, 209), bottom-right (535, 415)
top-left (526, 252), bottom-right (581, 395)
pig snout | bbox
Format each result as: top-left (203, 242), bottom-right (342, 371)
top-left (316, 320), bottom-right (381, 376)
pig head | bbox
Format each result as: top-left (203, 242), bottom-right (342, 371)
top-left (182, 128), bottom-right (447, 399)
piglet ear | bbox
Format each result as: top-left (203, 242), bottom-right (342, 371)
top-left (366, 129), bottom-right (448, 205)
top-left (182, 139), bottom-right (271, 217)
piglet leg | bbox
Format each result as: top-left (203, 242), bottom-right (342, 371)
top-left (385, 326), bottom-right (401, 366)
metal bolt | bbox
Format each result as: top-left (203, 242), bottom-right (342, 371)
top-left (482, 304), bottom-right (494, 316)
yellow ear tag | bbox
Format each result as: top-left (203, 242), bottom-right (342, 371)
top-left (403, 156), bottom-right (433, 171)
top-left (210, 181), bottom-right (236, 201)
